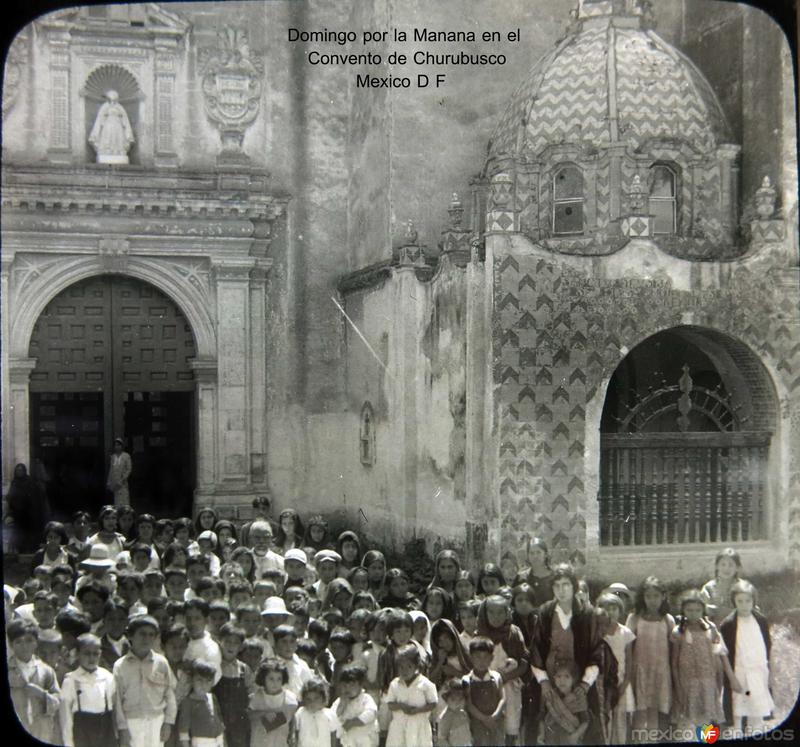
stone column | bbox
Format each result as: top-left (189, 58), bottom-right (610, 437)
top-left (718, 144), bottom-right (742, 242)
top-left (1, 257), bottom-right (12, 492)
top-left (249, 265), bottom-right (269, 490)
top-left (190, 357), bottom-right (219, 497)
top-left (212, 260), bottom-right (255, 504)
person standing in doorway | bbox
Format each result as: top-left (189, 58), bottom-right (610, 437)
top-left (5, 463), bottom-right (49, 553)
top-left (107, 438), bottom-right (132, 506)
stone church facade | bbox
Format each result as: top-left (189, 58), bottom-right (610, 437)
top-left (2, 0), bottom-right (797, 579)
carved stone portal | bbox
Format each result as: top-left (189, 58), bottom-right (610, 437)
top-left (199, 27), bottom-right (264, 164)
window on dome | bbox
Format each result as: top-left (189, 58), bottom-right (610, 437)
top-left (553, 165), bottom-right (584, 235)
top-left (650, 165), bottom-right (677, 234)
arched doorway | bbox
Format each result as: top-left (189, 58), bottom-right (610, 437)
top-left (28, 275), bottom-right (196, 518)
top-left (599, 327), bottom-right (776, 547)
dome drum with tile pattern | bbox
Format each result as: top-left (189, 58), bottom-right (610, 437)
top-left (484, 0), bottom-right (742, 260)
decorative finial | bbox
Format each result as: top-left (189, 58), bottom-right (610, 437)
top-left (404, 219), bottom-right (418, 245)
top-left (677, 364), bottom-right (693, 432)
top-left (628, 174), bottom-right (647, 212)
top-left (448, 192), bottom-right (464, 228)
top-left (755, 176), bottom-right (777, 220)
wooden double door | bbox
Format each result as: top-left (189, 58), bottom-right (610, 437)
top-left (28, 275), bottom-right (196, 518)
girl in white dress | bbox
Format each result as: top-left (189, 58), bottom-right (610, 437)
top-left (292, 677), bottom-right (338, 747)
top-left (248, 658), bottom-right (297, 747)
top-left (719, 580), bottom-right (774, 734)
top-left (385, 643), bottom-right (438, 747)
top-left (331, 664), bottom-right (379, 747)
top-left (597, 594), bottom-right (636, 744)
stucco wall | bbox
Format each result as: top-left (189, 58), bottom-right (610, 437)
top-left (307, 258), bottom-right (470, 553)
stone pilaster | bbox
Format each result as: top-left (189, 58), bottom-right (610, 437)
top-left (393, 235), bottom-right (425, 535)
top-left (4, 358), bottom-right (38, 486)
top-left (213, 260), bottom-right (255, 487)
top-left (47, 30), bottom-right (71, 161)
top-left (190, 357), bottom-right (219, 493)
top-left (248, 265), bottom-right (269, 489)
top-left (154, 39), bottom-right (179, 167)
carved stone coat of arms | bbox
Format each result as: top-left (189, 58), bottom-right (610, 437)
top-left (199, 27), bottom-right (264, 161)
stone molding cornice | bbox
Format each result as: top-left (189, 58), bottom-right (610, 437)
top-left (37, 3), bottom-right (191, 40)
top-left (2, 165), bottom-right (289, 224)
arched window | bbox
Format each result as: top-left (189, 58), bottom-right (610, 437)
top-left (598, 328), bottom-right (775, 547)
top-left (649, 164), bottom-right (677, 234)
top-left (552, 164), bottom-right (584, 235)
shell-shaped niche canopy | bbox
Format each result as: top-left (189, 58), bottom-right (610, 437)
top-left (83, 64), bottom-right (142, 103)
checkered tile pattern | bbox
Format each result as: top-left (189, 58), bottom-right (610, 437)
top-left (488, 25), bottom-right (731, 163)
top-left (491, 249), bottom-right (800, 557)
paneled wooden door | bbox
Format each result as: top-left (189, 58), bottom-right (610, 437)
top-left (29, 275), bottom-right (196, 517)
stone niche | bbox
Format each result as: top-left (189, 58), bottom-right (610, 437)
top-left (33, 4), bottom-right (189, 167)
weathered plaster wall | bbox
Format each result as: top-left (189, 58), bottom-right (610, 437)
top-left (487, 232), bottom-right (799, 578)
top-left (346, 0), bottom-right (392, 268)
top-left (326, 258), bottom-right (468, 553)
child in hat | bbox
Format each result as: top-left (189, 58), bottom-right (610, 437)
top-left (312, 550), bottom-right (342, 603)
top-left (261, 595), bottom-right (291, 654)
top-left (76, 544), bottom-right (117, 595)
top-left (283, 549), bottom-right (309, 590)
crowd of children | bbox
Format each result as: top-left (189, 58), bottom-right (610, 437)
top-left (4, 497), bottom-right (777, 746)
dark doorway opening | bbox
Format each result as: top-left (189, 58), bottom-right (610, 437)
top-left (125, 391), bottom-right (194, 518)
top-left (30, 392), bottom-right (106, 519)
top-left (28, 274), bottom-right (197, 518)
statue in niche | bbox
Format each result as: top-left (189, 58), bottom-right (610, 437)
top-left (89, 90), bottom-right (134, 164)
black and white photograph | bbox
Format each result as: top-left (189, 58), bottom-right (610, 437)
top-left (1, 0), bottom-right (799, 745)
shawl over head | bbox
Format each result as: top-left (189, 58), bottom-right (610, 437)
top-left (336, 530), bottom-right (362, 567)
top-left (476, 596), bottom-right (528, 659)
top-left (194, 507), bottom-right (218, 536)
top-left (409, 609), bottom-right (432, 653)
top-left (430, 617), bottom-right (472, 675)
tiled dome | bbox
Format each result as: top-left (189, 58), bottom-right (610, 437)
top-left (488, 8), bottom-right (733, 163)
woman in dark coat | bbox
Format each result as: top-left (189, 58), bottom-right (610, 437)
top-left (5, 463), bottom-right (49, 553)
top-left (531, 563), bottom-right (617, 744)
